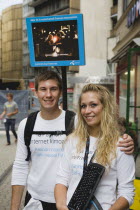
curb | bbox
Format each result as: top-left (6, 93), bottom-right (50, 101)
top-left (0, 164), bottom-right (13, 184)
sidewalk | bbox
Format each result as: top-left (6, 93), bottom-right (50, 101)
top-left (0, 131), bottom-right (26, 210)
top-left (0, 131), bottom-right (17, 182)
top-left (135, 150), bottom-right (140, 178)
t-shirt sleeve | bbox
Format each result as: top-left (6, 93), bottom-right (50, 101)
top-left (116, 148), bottom-right (135, 206)
top-left (56, 137), bottom-right (74, 187)
top-left (14, 102), bottom-right (18, 109)
top-left (3, 103), bottom-right (6, 111)
top-left (11, 118), bottom-right (29, 186)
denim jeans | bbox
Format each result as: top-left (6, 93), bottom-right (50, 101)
top-left (4, 119), bottom-right (17, 144)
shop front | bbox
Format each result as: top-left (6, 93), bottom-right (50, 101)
top-left (116, 49), bottom-right (140, 126)
top-left (110, 0), bottom-right (140, 146)
top-left (109, 2), bottom-right (140, 208)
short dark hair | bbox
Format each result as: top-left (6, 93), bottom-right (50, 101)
top-left (6, 93), bottom-right (13, 99)
top-left (118, 117), bottom-right (126, 127)
top-left (35, 71), bottom-right (62, 91)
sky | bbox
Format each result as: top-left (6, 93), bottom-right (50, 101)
top-left (0, 0), bottom-right (23, 14)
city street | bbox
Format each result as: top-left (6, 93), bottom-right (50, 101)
top-left (0, 0), bottom-right (140, 210)
top-left (0, 130), bottom-right (140, 210)
top-left (0, 131), bottom-right (25, 210)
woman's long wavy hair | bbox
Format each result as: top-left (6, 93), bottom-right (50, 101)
top-left (72, 84), bottom-right (120, 166)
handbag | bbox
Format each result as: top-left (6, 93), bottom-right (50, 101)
top-left (68, 137), bottom-right (105, 210)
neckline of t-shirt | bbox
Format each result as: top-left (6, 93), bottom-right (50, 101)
top-left (7, 101), bottom-right (13, 103)
top-left (90, 136), bottom-right (98, 142)
top-left (38, 110), bottom-right (65, 123)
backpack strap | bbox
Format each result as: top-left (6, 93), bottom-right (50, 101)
top-left (24, 110), bottom-right (76, 161)
top-left (30, 110), bottom-right (76, 136)
top-left (32, 130), bottom-right (66, 135)
top-left (24, 111), bottom-right (39, 161)
top-left (65, 110), bottom-right (76, 135)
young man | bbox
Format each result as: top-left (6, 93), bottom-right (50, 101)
top-left (0, 93), bottom-right (18, 145)
top-left (11, 71), bottom-right (134, 210)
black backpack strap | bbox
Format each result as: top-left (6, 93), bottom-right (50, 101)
top-left (65, 110), bottom-right (76, 135)
top-left (24, 110), bottom-right (76, 161)
top-left (32, 131), bottom-right (66, 135)
top-left (24, 111), bottom-right (39, 161)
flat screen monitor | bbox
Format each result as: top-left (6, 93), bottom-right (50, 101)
top-left (26, 14), bottom-right (85, 67)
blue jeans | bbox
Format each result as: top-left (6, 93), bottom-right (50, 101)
top-left (4, 119), bottom-right (17, 144)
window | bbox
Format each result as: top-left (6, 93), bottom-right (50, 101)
top-left (111, 16), bottom-right (117, 28)
top-left (113, 0), bottom-right (118, 6)
top-left (123, 0), bottom-right (132, 12)
top-left (119, 68), bottom-right (135, 120)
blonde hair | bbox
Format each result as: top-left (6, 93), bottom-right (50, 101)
top-left (72, 84), bottom-right (120, 166)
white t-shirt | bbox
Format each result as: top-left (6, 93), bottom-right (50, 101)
top-left (12, 110), bottom-right (66, 203)
top-left (56, 136), bottom-right (135, 210)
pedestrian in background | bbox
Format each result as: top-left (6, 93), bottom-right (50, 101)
top-left (0, 93), bottom-right (18, 145)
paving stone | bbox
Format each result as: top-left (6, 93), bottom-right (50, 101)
top-left (0, 130), bottom-right (26, 210)
top-left (135, 151), bottom-right (140, 178)
top-left (0, 170), bottom-right (26, 210)
top-left (0, 131), bottom-right (17, 180)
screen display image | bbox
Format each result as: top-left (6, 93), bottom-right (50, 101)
top-left (26, 14), bottom-right (85, 67)
top-left (32, 20), bottom-right (79, 61)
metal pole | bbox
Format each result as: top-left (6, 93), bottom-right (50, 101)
top-left (61, 66), bottom-right (67, 110)
top-left (126, 49), bottom-right (131, 133)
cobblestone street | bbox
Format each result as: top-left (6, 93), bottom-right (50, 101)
top-left (0, 131), bottom-right (17, 182)
top-left (0, 131), bottom-right (25, 210)
top-left (0, 170), bottom-right (25, 210)
top-left (0, 171), bottom-right (12, 210)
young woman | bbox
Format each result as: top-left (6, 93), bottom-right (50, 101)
top-left (55, 84), bottom-right (135, 210)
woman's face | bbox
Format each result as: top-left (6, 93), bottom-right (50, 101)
top-left (80, 91), bottom-right (103, 128)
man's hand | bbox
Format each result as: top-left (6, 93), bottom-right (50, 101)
top-left (117, 134), bottom-right (134, 154)
top-left (7, 113), bottom-right (12, 117)
top-left (0, 110), bottom-right (6, 119)
top-left (7, 109), bottom-right (18, 117)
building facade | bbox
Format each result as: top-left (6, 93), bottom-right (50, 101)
top-left (22, 0), bottom-right (35, 87)
top-left (1, 4), bottom-right (23, 89)
top-left (109, 0), bottom-right (140, 144)
top-left (72, 0), bottom-right (115, 109)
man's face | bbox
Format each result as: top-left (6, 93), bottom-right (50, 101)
top-left (7, 95), bottom-right (12, 102)
top-left (35, 79), bottom-right (61, 111)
